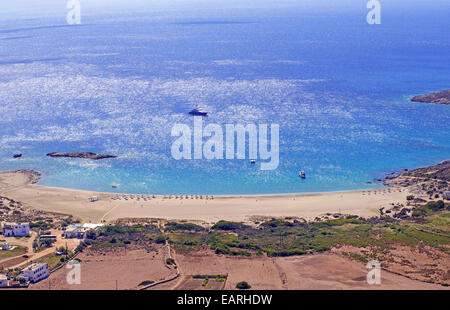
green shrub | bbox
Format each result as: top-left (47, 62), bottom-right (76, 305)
top-left (154, 234), bottom-right (167, 244)
top-left (260, 219), bottom-right (293, 228)
top-left (265, 249), bottom-right (306, 257)
top-left (211, 220), bottom-right (246, 231)
top-left (165, 222), bottom-right (205, 232)
top-left (139, 280), bottom-right (154, 286)
top-left (413, 200), bottom-right (447, 217)
top-left (236, 281), bottom-right (251, 289)
top-left (166, 258), bottom-right (175, 265)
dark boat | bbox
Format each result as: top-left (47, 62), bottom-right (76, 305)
top-left (13, 153), bottom-right (22, 158)
top-left (188, 108), bottom-right (208, 116)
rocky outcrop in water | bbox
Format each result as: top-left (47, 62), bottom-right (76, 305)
top-left (46, 152), bottom-right (117, 160)
top-left (411, 90), bottom-right (450, 105)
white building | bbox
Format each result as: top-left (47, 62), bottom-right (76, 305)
top-left (19, 263), bottom-right (50, 284)
top-left (2, 222), bottom-right (30, 237)
top-left (83, 223), bottom-right (103, 230)
top-left (63, 225), bottom-right (89, 239)
top-left (0, 274), bottom-right (8, 287)
top-left (1, 242), bottom-right (10, 251)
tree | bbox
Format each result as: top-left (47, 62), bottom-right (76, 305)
top-left (86, 230), bottom-right (97, 240)
top-left (42, 238), bottom-right (55, 248)
top-left (236, 281), bottom-right (251, 289)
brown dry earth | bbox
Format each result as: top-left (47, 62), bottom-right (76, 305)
top-left (168, 249), bottom-right (446, 290)
top-left (22, 245), bottom-right (448, 290)
top-left (28, 245), bottom-right (175, 290)
top-left (333, 245), bottom-right (450, 286)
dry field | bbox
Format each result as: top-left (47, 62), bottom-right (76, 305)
top-left (28, 245), bottom-right (175, 290)
top-left (168, 249), bottom-right (445, 290)
top-left (21, 245), bottom-right (449, 290)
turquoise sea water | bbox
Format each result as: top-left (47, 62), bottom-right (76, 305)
top-left (0, 2), bottom-right (449, 195)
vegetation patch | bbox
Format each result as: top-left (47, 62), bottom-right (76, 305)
top-left (0, 245), bottom-right (27, 259)
top-left (165, 222), bottom-right (205, 232)
top-left (139, 280), bottom-right (154, 286)
top-left (236, 281), bottom-right (251, 289)
top-left (412, 201), bottom-right (449, 217)
top-left (84, 223), bottom-right (162, 251)
top-left (80, 206), bottom-right (450, 265)
top-left (211, 220), bottom-right (248, 231)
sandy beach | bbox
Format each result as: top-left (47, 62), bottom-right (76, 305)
top-left (0, 170), bottom-right (409, 224)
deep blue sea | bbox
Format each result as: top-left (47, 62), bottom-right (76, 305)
top-left (0, 1), bottom-right (449, 195)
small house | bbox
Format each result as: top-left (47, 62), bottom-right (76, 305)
top-left (1, 243), bottom-right (10, 251)
top-left (63, 225), bottom-right (89, 239)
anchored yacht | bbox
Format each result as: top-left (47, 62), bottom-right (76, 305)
top-left (188, 107), bottom-right (208, 116)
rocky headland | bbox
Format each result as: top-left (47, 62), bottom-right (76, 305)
top-left (383, 160), bottom-right (450, 200)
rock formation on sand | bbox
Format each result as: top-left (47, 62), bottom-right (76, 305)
top-left (411, 90), bottom-right (450, 105)
top-left (46, 152), bottom-right (117, 160)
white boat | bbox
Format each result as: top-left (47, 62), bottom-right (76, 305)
top-left (299, 170), bottom-right (306, 179)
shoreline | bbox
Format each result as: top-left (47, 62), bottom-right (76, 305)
top-left (34, 182), bottom-right (385, 199)
top-left (1, 159), bottom-right (447, 224)
top-left (26, 168), bottom-right (387, 198)
top-left (0, 169), bottom-right (411, 224)
top-left (5, 156), bottom-right (448, 198)
top-left (0, 168), bottom-right (392, 200)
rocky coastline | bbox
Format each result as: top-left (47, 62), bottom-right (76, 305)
top-left (383, 160), bottom-right (450, 200)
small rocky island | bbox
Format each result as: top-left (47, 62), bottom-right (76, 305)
top-left (46, 152), bottom-right (117, 160)
top-left (411, 89), bottom-right (450, 105)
